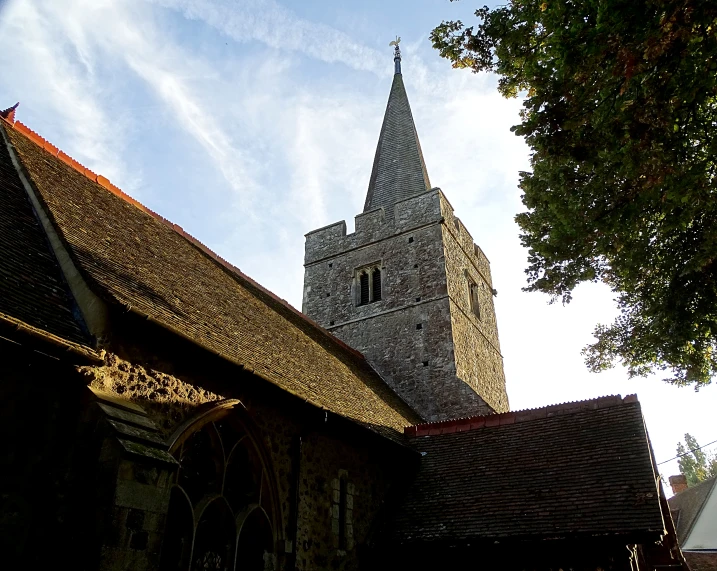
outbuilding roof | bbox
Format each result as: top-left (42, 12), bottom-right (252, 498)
top-left (668, 476), bottom-right (716, 544)
top-left (390, 395), bottom-right (666, 544)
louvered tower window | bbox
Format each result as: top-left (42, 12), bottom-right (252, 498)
top-left (372, 268), bottom-right (382, 301)
top-left (356, 263), bottom-right (383, 306)
top-left (359, 272), bottom-right (370, 305)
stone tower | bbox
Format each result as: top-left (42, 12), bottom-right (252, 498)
top-left (302, 45), bottom-right (509, 422)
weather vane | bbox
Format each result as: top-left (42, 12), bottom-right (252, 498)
top-left (389, 36), bottom-right (402, 74)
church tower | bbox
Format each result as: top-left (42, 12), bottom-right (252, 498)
top-left (302, 44), bottom-right (509, 422)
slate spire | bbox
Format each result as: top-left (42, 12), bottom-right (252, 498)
top-left (364, 41), bottom-right (431, 214)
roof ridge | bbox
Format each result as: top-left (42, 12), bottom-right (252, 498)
top-left (0, 113), bottom-right (371, 366)
top-left (404, 394), bottom-right (638, 437)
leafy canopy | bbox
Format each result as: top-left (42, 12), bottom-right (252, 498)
top-left (677, 433), bottom-right (717, 485)
top-left (432, 1), bottom-right (717, 386)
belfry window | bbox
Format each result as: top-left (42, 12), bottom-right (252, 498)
top-left (372, 268), bottom-right (382, 301)
top-left (356, 263), bottom-right (382, 306)
top-left (359, 272), bottom-right (370, 305)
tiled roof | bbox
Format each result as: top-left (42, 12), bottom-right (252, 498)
top-left (683, 552), bottom-right (717, 571)
top-left (0, 115), bottom-right (91, 350)
top-left (363, 71), bottom-right (431, 215)
top-left (668, 476), bottom-right (716, 543)
top-left (389, 396), bottom-right (665, 543)
top-left (0, 117), bottom-right (421, 441)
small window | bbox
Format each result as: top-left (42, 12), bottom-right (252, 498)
top-left (338, 475), bottom-right (347, 550)
top-left (332, 471), bottom-right (353, 552)
top-left (356, 263), bottom-right (382, 306)
top-left (469, 281), bottom-right (481, 320)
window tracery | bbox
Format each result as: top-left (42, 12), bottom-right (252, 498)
top-left (160, 407), bottom-right (277, 571)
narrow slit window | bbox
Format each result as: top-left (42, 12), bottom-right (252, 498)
top-left (470, 282), bottom-right (481, 320)
top-left (338, 476), bottom-right (347, 550)
top-left (372, 268), bottom-right (382, 302)
top-left (359, 272), bottom-right (369, 305)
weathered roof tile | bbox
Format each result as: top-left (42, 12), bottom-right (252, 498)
top-left (0, 123), bottom-right (90, 348)
top-left (389, 398), bottom-right (665, 543)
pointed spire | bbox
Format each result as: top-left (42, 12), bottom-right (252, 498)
top-left (364, 41), bottom-right (431, 215)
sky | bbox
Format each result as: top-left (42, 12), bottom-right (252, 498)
top-left (0, 0), bottom-right (714, 490)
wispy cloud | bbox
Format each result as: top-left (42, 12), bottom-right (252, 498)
top-left (0, 0), bottom-right (266, 211)
top-left (0, 0), bottom-right (130, 184)
top-left (111, 18), bottom-right (263, 213)
top-left (146, 0), bottom-right (387, 74)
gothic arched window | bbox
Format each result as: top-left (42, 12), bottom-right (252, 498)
top-left (356, 263), bottom-right (382, 306)
top-left (159, 404), bottom-right (278, 571)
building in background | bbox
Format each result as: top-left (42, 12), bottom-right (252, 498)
top-left (669, 475), bottom-right (717, 571)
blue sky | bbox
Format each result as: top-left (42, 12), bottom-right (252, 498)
top-left (0, 0), bottom-right (714, 485)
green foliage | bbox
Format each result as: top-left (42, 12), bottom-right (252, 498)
top-left (432, 1), bottom-right (717, 386)
top-left (677, 433), bottom-right (717, 485)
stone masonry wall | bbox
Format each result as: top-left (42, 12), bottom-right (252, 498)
top-left (75, 316), bottom-right (404, 570)
top-left (439, 194), bottom-right (509, 413)
top-left (292, 430), bottom-right (397, 571)
top-left (303, 188), bottom-right (508, 421)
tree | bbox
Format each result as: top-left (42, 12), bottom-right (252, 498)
top-left (431, 1), bottom-right (717, 386)
top-left (677, 433), bottom-right (717, 485)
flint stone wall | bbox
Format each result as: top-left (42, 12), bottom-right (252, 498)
top-left (77, 315), bottom-right (405, 570)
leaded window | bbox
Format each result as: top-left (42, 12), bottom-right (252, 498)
top-left (160, 407), bottom-right (277, 571)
